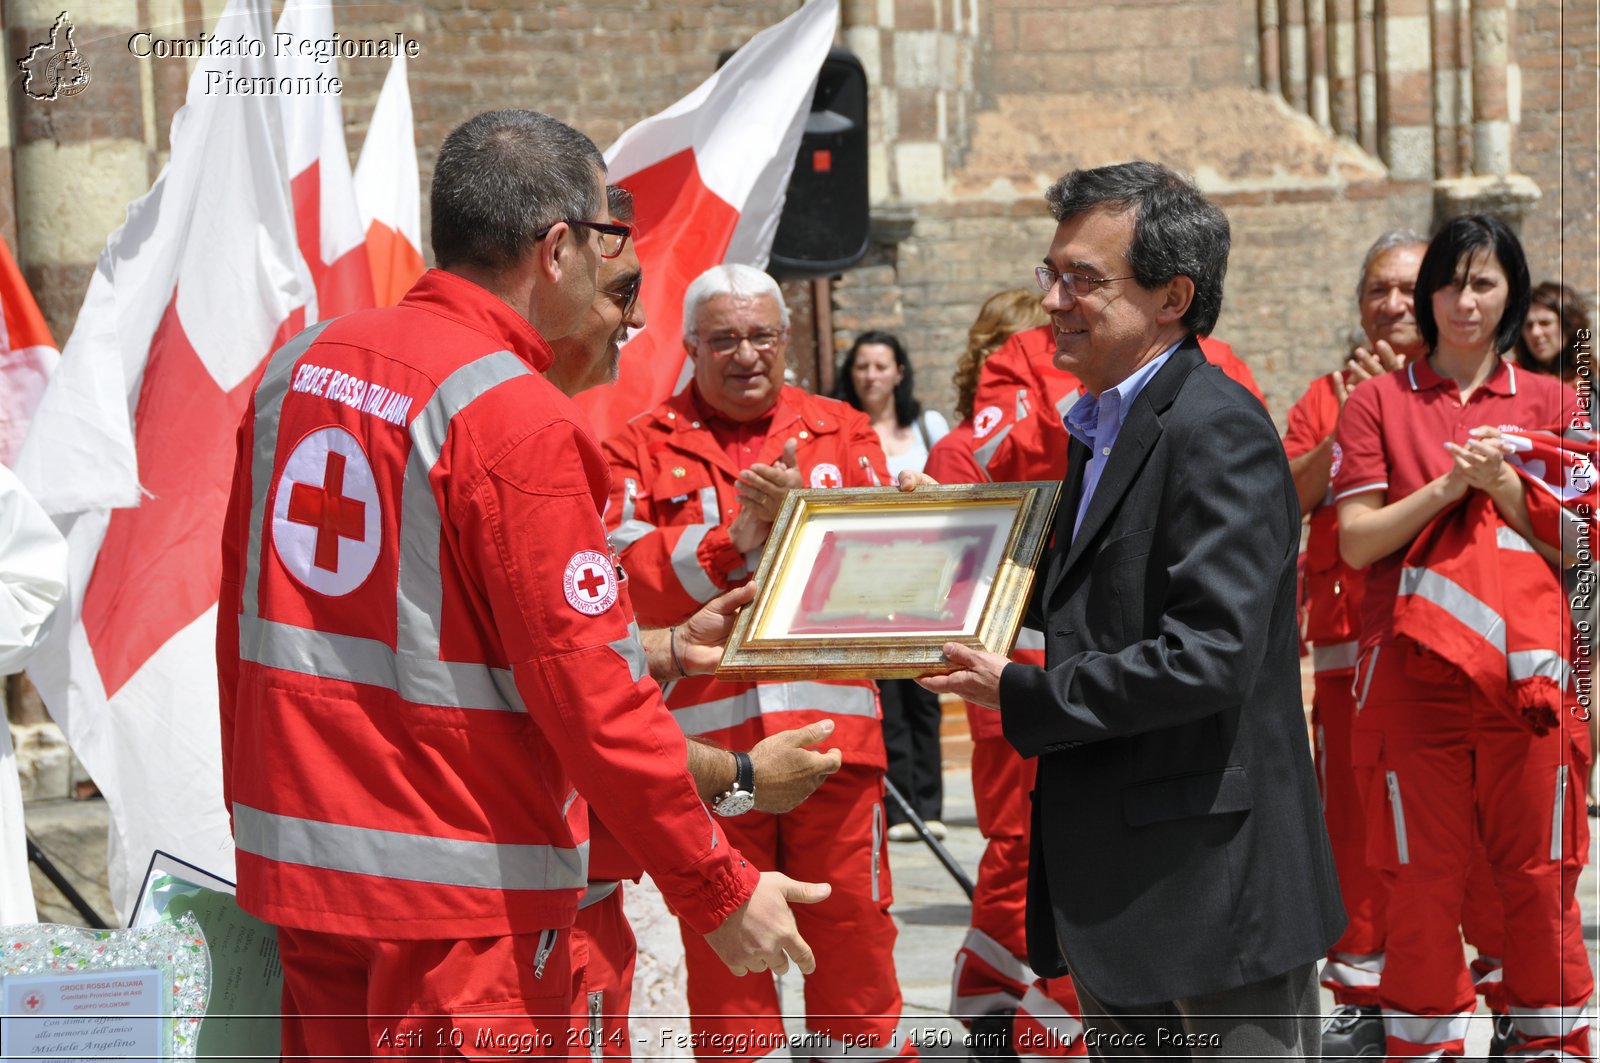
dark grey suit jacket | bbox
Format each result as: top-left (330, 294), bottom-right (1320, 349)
top-left (999, 336), bottom-right (1345, 1007)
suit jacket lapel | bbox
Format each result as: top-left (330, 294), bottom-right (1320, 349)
top-left (1056, 339), bottom-right (1206, 578)
top-left (1044, 435), bottom-right (1091, 598)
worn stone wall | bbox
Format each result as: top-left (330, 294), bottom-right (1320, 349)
top-left (0, 0), bottom-right (1591, 419)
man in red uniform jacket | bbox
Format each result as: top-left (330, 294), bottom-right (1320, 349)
top-left (218, 111), bottom-right (823, 1057)
top-left (603, 263), bottom-right (917, 1063)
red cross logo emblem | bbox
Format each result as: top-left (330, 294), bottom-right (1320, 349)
top-left (23, 992), bottom-right (42, 1012)
top-left (272, 426), bottom-right (381, 596)
top-left (809, 462), bottom-right (843, 489)
top-left (288, 451), bottom-right (366, 572)
top-left (563, 550), bottom-right (618, 615)
top-left (973, 405), bottom-right (1003, 438)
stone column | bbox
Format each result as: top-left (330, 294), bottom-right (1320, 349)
top-left (1377, 0), bottom-right (1436, 180)
top-left (6, 0), bottom-right (152, 341)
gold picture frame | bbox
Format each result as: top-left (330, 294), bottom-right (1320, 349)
top-left (715, 482), bottom-right (1061, 680)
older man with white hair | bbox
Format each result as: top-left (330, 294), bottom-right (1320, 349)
top-left (602, 264), bottom-right (918, 1063)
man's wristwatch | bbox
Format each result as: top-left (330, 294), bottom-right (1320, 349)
top-left (711, 751), bottom-right (756, 817)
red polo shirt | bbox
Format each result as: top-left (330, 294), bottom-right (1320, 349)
top-left (1333, 355), bottom-right (1577, 649)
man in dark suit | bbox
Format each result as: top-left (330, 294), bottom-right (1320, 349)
top-left (922, 161), bottom-right (1344, 1059)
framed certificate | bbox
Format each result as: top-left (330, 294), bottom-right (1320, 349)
top-left (716, 482), bottom-right (1060, 680)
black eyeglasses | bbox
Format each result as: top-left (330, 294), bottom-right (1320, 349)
top-left (536, 219), bottom-right (631, 259)
top-left (601, 274), bottom-right (642, 317)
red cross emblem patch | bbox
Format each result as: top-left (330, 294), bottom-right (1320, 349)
top-left (973, 405), bottom-right (1003, 438)
top-left (809, 462), bottom-right (843, 489)
top-left (564, 550), bottom-right (618, 615)
top-left (271, 426), bottom-right (381, 596)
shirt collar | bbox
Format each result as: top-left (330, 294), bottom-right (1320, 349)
top-left (399, 269), bottom-right (555, 372)
top-left (1406, 353), bottom-right (1518, 396)
top-left (1063, 341), bottom-right (1180, 450)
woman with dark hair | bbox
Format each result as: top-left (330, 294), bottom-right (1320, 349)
top-left (1516, 281), bottom-right (1593, 386)
top-left (834, 331), bottom-right (949, 838)
top-left (1334, 215), bottom-right (1592, 1060)
top-left (834, 330), bottom-right (950, 483)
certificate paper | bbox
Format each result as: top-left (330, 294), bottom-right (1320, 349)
top-left (1, 967), bottom-right (165, 1059)
top-left (789, 527), bottom-right (994, 633)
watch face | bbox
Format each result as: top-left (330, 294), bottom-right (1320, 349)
top-left (714, 790), bottom-right (755, 817)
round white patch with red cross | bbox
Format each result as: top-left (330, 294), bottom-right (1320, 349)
top-left (1329, 441), bottom-right (1343, 478)
top-left (272, 426), bottom-right (381, 596)
top-left (973, 406), bottom-right (1003, 438)
top-left (563, 550), bottom-right (618, 615)
top-left (809, 462), bottom-right (844, 489)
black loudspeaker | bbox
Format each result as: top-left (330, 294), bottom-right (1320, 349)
top-left (720, 46), bottom-right (870, 278)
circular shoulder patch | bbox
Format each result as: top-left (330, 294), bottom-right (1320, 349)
top-left (271, 426), bottom-right (381, 597)
top-left (809, 462), bottom-right (844, 489)
top-left (564, 550), bottom-right (619, 615)
top-left (1329, 440), bottom-right (1343, 479)
top-left (973, 406), bottom-right (1003, 438)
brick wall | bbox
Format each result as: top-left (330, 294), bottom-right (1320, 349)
top-left (1515, 0), bottom-right (1599, 307)
top-left (1, 0), bottom-right (1591, 428)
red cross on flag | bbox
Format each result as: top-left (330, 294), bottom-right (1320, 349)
top-left (572, 0), bottom-right (839, 442)
top-left (353, 51), bottom-right (424, 308)
top-left (0, 237), bottom-right (58, 467)
top-left (8, 0), bottom-right (376, 915)
top-left (276, 0), bottom-right (375, 320)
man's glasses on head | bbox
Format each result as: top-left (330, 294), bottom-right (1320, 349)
top-left (535, 219), bottom-right (632, 259)
top-left (697, 330), bottom-right (784, 356)
top-left (1035, 265), bottom-right (1137, 298)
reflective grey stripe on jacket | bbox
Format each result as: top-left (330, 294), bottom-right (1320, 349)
top-left (671, 681), bottom-right (878, 735)
top-left (233, 803), bottom-right (588, 891)
top-left (1397, 567), bottom-right (1506, 651)
top-left (669, 524), bottom-right (723, 603)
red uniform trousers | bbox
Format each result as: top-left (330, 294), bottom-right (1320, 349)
top-left (951, 706), bottom-right (1086, 1058)
top-left (1318, 664), bottom-right (1388, 1006)
top-left (570, 885), bottom-right (635, 1060)
top-left (679, 765), bottom-right (914, 1063)
top-left (1344, 665), bottom-right (1510, 1015)
top-left (1359, 641), bottom-right (1592, 1061)
top-left (278, 925), bottom-right (590, 1060)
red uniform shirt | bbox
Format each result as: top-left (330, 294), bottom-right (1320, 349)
top-left (1333, 356), bottom-right (1578, 650)
top-left (1283, 372), bottom-right (1362, 666)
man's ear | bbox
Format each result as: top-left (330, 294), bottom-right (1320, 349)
top-left (1156, 274), bottom-right (1195, 326)
top-left (534, 221), bottom-right (568, 285)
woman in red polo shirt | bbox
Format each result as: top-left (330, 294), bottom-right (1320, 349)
top-left (1333, 214), bottom-right (1591, 1061)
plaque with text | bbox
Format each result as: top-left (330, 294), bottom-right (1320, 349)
top-left (717, 482), bottom-right (1060, 679)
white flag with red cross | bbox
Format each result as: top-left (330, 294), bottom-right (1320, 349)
top-left (353, 50), bottom-right (425, 307)
top-left (573, 0), bottom-right (838, 442)
top-left (0, 236), bottom-right (59, 467)
top-left (12, 0), bottom-right (315, 916)
top-left (276, 0), bottom-right (375, 320)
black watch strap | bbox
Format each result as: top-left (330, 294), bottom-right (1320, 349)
top-left (731, 750), bottom-right (754, 797)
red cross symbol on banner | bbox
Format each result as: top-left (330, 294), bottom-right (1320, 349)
top-left (287, 451), bottom-right (367, 572)
top-left (576, 566), bottom-right (608, 600)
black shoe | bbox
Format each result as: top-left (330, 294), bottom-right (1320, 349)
top-left (1488, 1014), bottom-right (1517, 1061)
top-left (968, 1009), bottom-right (1018, 1063)
top-left (1321, 1004), bottom-right (1385, 1059)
